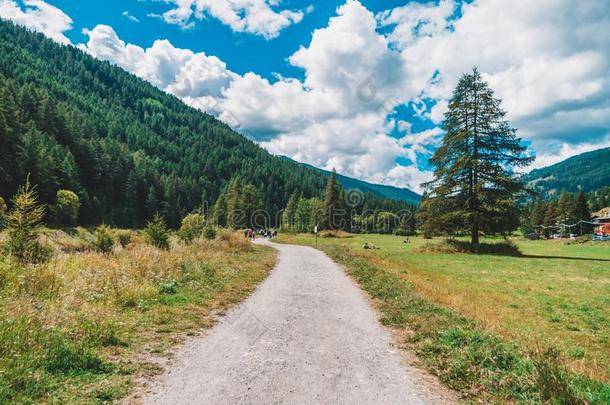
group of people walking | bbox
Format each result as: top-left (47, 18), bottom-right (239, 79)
top-left (244, 228), bottom-right (277, 240)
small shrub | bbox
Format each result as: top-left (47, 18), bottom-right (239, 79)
top-left (115, 230), bottom-right (132, 248)
top-left (217, 229), bottom-right (233, 242)
top-left (203, 225), bottom-right (216, 240)
top-left (144, 214), bottom-right (170, 250)
top-left (4, 179), bottom-right (51, 264)
top-left (567, 346), bottom-right (585, 359)
top-left (533, 347), bottom-right (580, 403)
top-left (158, 280), bottom-right (178, 295)
top-left (178, 213), bottom-right (205, 244)
top-left (92, 225), bottom-right (114, 253)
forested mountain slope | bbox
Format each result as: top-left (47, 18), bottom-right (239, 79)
top-left (282, 158), bottom-right (421, 205)
top-left (0, 20), bottom-right (335, 227)
top-left (525, 147), bottom-right (610, 197)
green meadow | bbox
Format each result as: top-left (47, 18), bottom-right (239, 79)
top-left (278, 233), bottom-right (610, 403)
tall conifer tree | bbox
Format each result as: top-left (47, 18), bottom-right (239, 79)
top-left (420, 68), bottom-right (533, 250)
top-left (321, 170), bottom-right (342, 230)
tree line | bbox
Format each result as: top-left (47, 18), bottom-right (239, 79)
top-left (521, 190), bottom-right (592, 238)
top-left (0, 20), bottom-right (328, 228)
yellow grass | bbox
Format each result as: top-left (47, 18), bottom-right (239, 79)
top-left (0, 228), bottom-right (276, 403)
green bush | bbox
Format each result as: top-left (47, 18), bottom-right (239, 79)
top-left (533, 348), bottom-right (580, 403)
top-left (93, 225), bottom-right (114, 253)
top-left (115, 230), bottom-right (132, 248)
top-left (203, 225), bottom-right (217, 240)
top-left (4, 179), bottom-right (51, 264)
top-left (49, 190), bottom-right (80, 227)
top-left (144, 214), bottom-right (170, 250)
top-left (158, 280), bottom-right (178, 295)
top-left (177, 213), bottom-right (205, 244)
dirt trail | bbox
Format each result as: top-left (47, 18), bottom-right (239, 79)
top-left (143, 239), bottom-right (456, 404)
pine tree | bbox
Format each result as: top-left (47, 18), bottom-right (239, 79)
top-left (213, 189), bottom-right (228, 227)
top-left (5, 177), bottom-right (50, 263)
top-left (420, 68), bottom-right (534, 250)
top-left (574, 190), bottom-right (591, 235)
top-left (241, 184), bottom-right (261, 229)
top-left (530, 199), bottom-right (546, 227)
top-left (543, 202), bottom-right (557, 238)
top-left (557, 191), bottom-right (576, 225)
top-left (321, 169), bottom-right (342, 230)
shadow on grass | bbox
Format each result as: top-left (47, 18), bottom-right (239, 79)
top-left (417, 239), bottom-right (523, 257)
top-left (520, 254), bottom-right (610, 262)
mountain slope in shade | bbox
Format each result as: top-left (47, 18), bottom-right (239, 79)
top-left (525, 147), bottom-right (610, 197)
top-left (281, 157), bottom-right (421, 205)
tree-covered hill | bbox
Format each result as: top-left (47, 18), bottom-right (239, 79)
top-left (0, 20), bottom-right (342, 227)
top-left (281, 157), bottom-right (421, 205)
top-left (525, 147), bottom-right (610, 198)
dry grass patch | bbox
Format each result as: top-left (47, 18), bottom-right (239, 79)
top-left (0, 229), bottom-right (275, 404)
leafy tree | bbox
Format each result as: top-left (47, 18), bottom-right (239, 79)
top-left (49, 189), bottom-right (80, 227)
top-left (282, 192), bottom-right (299, 231)
top-left (420, 68), bottom-right (533, 250)
top-left (144, 214), bottom-right (170, 250)
top-left (178, 213), bottom-right (206, 244)
top-left (4, 178), bottom-right (50, 263)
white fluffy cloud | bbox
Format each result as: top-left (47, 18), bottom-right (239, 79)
top-left (3, 0), bottom-right (610, 191)
top-left (384, 0), bottom-right (610, 145)
top-left (78, 24), bottom-right (237, 104)
top-left (159, 0), bottom-right (306, 38)
top-left (0, 0), bottom-right (72, 44)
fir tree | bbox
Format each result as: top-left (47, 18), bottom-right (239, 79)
top-left (543, 202), bottom-right (557, 238)
top-left (321, 169), bottom-right (342, 230)
top-left (420, 68), bottom-right (534, 250)
top-left (575, 190), bottom-right (591, 235)
top-left (213, 189), bottom-right (228, 228)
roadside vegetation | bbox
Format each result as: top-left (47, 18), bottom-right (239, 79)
top-left (0, 184), bottom-right (276, 404)
top-left (277, 233), bottom-right (610, 404)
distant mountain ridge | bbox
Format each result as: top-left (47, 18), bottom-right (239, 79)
top-left (281, 157), bottom-right (421, 205)
top-left (525, 147), bottom-right (610, 197)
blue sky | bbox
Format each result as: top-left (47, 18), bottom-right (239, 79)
top-left (1, 0), bottom-right (609, 192)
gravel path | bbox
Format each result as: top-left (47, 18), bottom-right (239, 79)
top-left (143, 240), bottom-right (456, 405)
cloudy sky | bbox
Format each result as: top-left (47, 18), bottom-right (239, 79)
top-left (1, 0), bottom-right (609, 192)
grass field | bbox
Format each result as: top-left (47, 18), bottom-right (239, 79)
top-left (277, 233), bottom-right (610, 403)
top-left (0, 228), bottom-right (276, 404)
